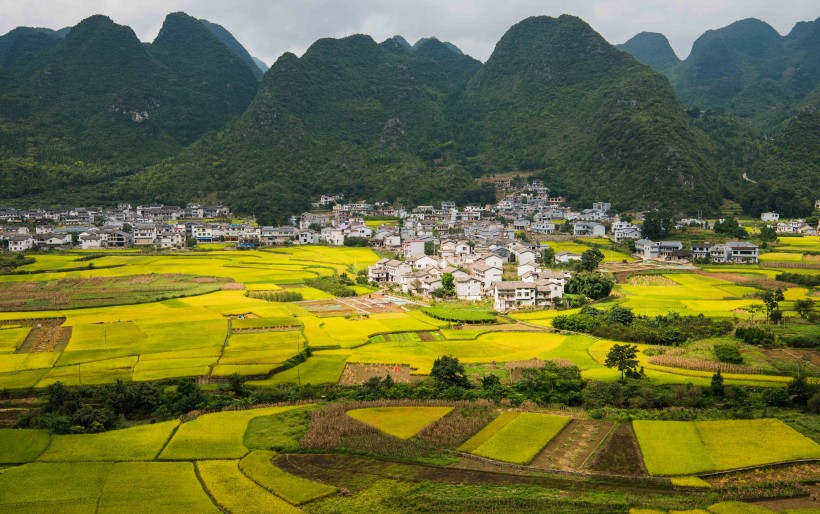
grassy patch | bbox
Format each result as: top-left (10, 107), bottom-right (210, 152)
top-left (160, 405), bottom-right (309, 459)
top-left (347, 406), bottom-right (454, 439)
top-left (239, 450), bottom-right (336, 505)
top-left (0, 429), bottom-right (51, 464)
top-left (468, 412), bottom-right (571, 464)
top-left (38, 420), bottom-right (179, 461)
top-left (422, 305), bottom-right (496, 323)
top-left (244, 407), bottom-right (314, 452)
top-left (196, 460), bottom-right (299, 514)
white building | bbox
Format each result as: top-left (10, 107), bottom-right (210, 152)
top-left (761, 212), bottom-right (779, 222)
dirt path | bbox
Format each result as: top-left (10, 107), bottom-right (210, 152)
top-left (277, 453), bottom-right (682, 496)
top-left (15, 318), bottom-right (70, 353)
top-left (529, 419), bottom-right (615, 471)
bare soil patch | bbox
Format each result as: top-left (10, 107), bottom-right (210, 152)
top-left (529, 419), bottom-right (615, 471)
top-left (340, 294), bottom-right (404, 314)
top-left (338, 363), bottom-right (422, 385)
top-left (588, 423), bottom-right (647, 476)
top-left (762, 348), bottom-right (820, 371)
top-left (627, 275), bottom-right (680, 286)
top-left (302, 300), bottom-right (359, 317)
top-left (14, 318), bottom-right (70, 353)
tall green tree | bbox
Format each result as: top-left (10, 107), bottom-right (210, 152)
top-left (578, 248), bottom-right (604, 271)
top-left (640, 210), bottom-right (676, 240)
top-left (604, 344), bottom-right (640, 381)
top-left (430, 355), bottom-right (470, 389)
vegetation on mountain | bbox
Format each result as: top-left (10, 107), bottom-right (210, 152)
top-left (615, 32), bottom-right (681, 72)
top-left (0, 12), bottom-right (816, 220)
top-left (0, 13), bottom-right (258, 206)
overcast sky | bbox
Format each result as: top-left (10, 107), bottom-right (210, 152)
top-left (1, 0), bottom-right (817, 66)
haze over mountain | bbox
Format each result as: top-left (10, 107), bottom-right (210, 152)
top-left (615, 32), bottom-right (680, 72)
top-left (619, 17), bottom-right (820, 131)
top-left (0, 11), bottom-right (817, 221)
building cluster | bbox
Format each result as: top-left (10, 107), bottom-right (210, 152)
top-left (367, 239), bottom-right (570, 312)
top-left (634, 239), bottom-right (760, 263)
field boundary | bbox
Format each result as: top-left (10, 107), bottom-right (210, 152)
top-left (193, 461), bottom-right (228, 513)
top-left (694, 458), bottom-right (820, 478)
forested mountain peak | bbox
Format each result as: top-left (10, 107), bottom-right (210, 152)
top-left (199, 18), bottom-right (264, 80)
top-left (460, 14), bottom-right (720, 212)
top-left (615, 32), bottom-right (680, 72)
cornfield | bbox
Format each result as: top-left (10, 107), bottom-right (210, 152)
top-left (648, 355), bottom-right (763, 375)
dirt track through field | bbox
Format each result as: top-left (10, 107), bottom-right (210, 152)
top-left (529, 419), bottom-right (615, 471)
top-left (277, 453), bottom-right (683, 496)
top-left (15, 318), bottom-right (70, 353)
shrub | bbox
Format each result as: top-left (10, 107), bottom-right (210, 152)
top-left (775, 272), bottom-right (820, 288)
top-left (304, 277), bottom-right (357, 297)
top-left (249, 290), bottom-right (304, 302)
top-left (714, 344), bottom-right (743, 364)
top-left (734, 326), bottom-right (775, 346)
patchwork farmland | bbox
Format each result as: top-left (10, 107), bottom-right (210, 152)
top-left (0, 241), bottom-right (817, 512)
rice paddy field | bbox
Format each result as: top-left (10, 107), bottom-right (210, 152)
top-left (633, 419), bottom-right (820, 476)
top-left (545, 240), bottom-right (638, 262)
top-left (347, 406), bottom-right (453, 438)
top-left (0, 405), bottom-right (337, 513)
top-left (458, 412), bottom-right (571, 464)
top-left (0, 244), bottom-right (814, 391)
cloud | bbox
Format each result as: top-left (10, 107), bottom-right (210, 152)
top-left (0, 0), bottom-right (816, 63)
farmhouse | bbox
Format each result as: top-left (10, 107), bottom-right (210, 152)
top-left (573, 222), bottom-right (606, 237)
top-left (492, 277), bottom-right (565, 312)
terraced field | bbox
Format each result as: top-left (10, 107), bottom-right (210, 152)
top-left (0, 406), bottom-right (333, 513)
top-left (0, 244), bottom-right (813, 390)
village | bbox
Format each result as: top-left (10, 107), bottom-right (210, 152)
top-left (2, 181), bottom-right (818, 313)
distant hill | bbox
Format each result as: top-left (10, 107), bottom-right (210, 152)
top-left (0, 13), bottom-right (259, 204)
top-left (615, 32), bottom-right (680, 72)
top-left (200, 18), bottom-right (264, 80)
top-left (122, 15), bottom-right (722, 222)
top-left (252, 56), bottom-right (268, 72)
top-left (666, 18), bottom-right (820, 130)
top-left (0, 12), bottom-right (816, 219)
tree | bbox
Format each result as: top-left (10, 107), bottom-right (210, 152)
top-left (440, 272), bottom-right (455, 297)
top-left (746, 304), bottom-right (765, 323)
top-left (578, 248), bottom-right (604, 271)
top-left (607, 305), bottom-right (634, 325)
top-left (641, 210), bottom-right (675, 240)
top-left (604, 344), bottom-right (640, 381)
top-left (758, 225), bottom-right (777, 243)
top-left (761, 288), bottom-right (785, 323)
top-left (430, 355), bottom-right (470, 388)
top-left (566, 272), bottom-right (615, 300)
top-left (794, 298), bottom-right (814, 320)
top-left (541, 247), bottom-right (555, 266)
top-left (710, 370), bottom-right (724, 397)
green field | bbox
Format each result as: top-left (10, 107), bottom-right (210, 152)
top-left (38, 421), bottom-right (179, 461)
top-left (239, 450), bottom-right (336, 505)
top-left (197, 460), bottom-right (300, 514)
top-left (422, 305), bottom-right (497, 323)
top-left (347, 406), bottom-right (453, 439)
top-left (97, 461), bottom-right (218, 513)
top-left (460, 412), bottom-right (571, 464)
top-left (633, 419), bottom-right (820, 475)
top-left (0, 429), bottom-right (51, 464)
top-left (160, 405), bottom-right (309, 459)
